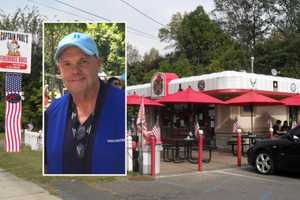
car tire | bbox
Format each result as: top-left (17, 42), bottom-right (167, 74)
top-left (255, 151), bottom-right (274, 175)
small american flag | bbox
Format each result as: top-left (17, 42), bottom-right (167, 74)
top-left (232, 119), bottom-right (240, 133)
top-left (291, 121), bottom-right (298, 129)
top-left (136, 97), bottom-right (149, 144)
top-left (5, 73), bottom-right (22, 152)
top-left (151, 121), bottom-right (161, 144)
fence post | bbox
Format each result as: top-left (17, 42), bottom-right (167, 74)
top-left (198, 129), bottom-right (204, 172)
top-left (237, 128), bottom-right (242, 167)
top-left (127, 134), bottom-right (133, 172)
top-left (150, 135), bottom-right (156, 176)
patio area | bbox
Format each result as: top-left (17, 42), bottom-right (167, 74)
top-left (159, 150), bottom-right (248, 175)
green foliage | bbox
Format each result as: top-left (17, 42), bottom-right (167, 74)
top-left (128, 2), bottom-right (300, 85)
top-left (0, 7), bottom-right (43, 130)
top-left (213, 0), bottom-right (275, 54)
top-left (127, 62), bottom-right (145, 85)
top-left (160, 6), bottom-right (232, 67)
top-left (255, 33), bottom-right (300, 78)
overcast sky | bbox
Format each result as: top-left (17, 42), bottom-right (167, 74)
top-left (2, 0), bottom-right (215, 56)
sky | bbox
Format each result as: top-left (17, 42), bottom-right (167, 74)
top-left (1, 0), bottom-right (215, 56)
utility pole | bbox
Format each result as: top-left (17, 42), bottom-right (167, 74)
top-left (251, 56), bottom-right (255, 73)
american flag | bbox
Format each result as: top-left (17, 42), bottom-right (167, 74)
top-left (194, 119), bottom-right (200, 136)
top-left (5, 73), bottom-right (22, 152)
top-left (232, 119), bottom-right (240, 133)
top-left (291, 121), bottom-right (298, 129)
top-left (151, 121), bottom-right (161, 144)
top-left (136, 97), bottom-right (149, 144)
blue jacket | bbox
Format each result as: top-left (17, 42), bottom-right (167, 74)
top-left (46, 85), bottom-right (125, 174)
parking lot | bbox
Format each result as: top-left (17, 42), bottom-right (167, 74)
top-left (53, 167), bottom-right (300, 200)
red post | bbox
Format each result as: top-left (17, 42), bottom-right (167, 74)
top-left (198, 130), bottom-right (204, 172)
top-left (269, 128), bottom-right (273, 139)
top-left (237, 129), bottom-right (242, 167)
top-left (150, 135), bottom-right (156, 176)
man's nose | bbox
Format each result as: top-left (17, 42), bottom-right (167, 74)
top-left (70, 63), bottom-right (82, 73)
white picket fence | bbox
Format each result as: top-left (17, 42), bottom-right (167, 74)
top-left (24, 129), bottom-right (43, 151)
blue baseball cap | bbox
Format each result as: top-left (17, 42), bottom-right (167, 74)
top-left (54, 32), bottom-right (99, 62)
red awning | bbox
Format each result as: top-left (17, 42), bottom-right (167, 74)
top-left (127, 94), bottom-right (164, 107)
top-left (280, 94), bottom-right (300, 106)
top-left (225, 91), bottom-right (283, 106)
top-left (158, 87), bottom-right (225, 104)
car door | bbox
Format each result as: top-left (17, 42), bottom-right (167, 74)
top-left (278, 137), bottom-right (300, 172)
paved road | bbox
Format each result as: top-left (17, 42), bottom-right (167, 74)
top-left (53, 167), bottom-right (300, 200)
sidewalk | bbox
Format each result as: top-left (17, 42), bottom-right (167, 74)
top-left (0, 168), bottom-right (61, 200)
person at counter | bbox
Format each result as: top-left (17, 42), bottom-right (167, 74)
top-left (280, 120), bottom-right (290, 132)
top-left (273, 120), bottom-right (282, 136)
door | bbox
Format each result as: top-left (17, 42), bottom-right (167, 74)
top-left (279, 139), bottom-right (300, 172)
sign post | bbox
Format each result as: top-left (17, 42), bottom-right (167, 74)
top-left (0, 30), bottom-right (32, 152)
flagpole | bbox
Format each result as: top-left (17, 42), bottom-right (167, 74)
top-left (138, 97), bottom-right (144, 174)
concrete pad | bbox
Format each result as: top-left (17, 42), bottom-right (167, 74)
top-left (0, 170), bottom-right (61, 200)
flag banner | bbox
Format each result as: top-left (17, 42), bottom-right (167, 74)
top-left (151, 121), bottom-right (161, 144)
top-left (5, 72), bottom-right (22, 152)
top-left (232, 119), bottom-right (240, 133)
top-left (291, 121), bottom-right (298, 129)
top-left (136, 97), bottom-right (150, 145)
top-left (0, 30), bottom-right (32, 74)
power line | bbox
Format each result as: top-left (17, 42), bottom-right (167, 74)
top-left (127, 30), bottom-right (159, 41)
top-left (53, 0), bottom-right (159, 39)
top-left (53, 0), bottom-right (111, 21)
top-left (119, 0), bottom-right (166, 27)
top-left (27, 0), bottom-right (95, 21)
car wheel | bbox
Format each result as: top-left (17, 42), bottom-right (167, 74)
top-left (255, 151), bottom-right (274, 175)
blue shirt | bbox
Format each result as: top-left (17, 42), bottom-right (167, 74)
top-left (45, 81), bottom-right (125, 174)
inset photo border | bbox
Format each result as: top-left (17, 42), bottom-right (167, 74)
top-left (43, 22), bottom-right (126, 176)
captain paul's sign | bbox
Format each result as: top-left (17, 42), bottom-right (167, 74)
top-left (0, 30), bottom-right (32, 74)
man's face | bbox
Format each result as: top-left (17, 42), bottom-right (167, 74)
top-left (57, 46), bottom-right (100, 96)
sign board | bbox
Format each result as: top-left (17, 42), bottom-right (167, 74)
top-left (0, 30), bottom-right (32, 74)
top-left (151, 72), bottom-right (166, 98)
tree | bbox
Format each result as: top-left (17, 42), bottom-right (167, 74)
top-left (213, 0), bottom-right (275, 55)
top-left (0, 6), bottom-right (43, 130)
top-left (268, 0), bottom-right (300, 35)
top-left (127, 43), bottom-right (141, 65)
top-left (143, 48), bottom-right (161, 71)
top-left (254, 32), bottom-right (300, 78)
top-left (159, 6), bottom-right (236, 71)
top-left (127, 43), bottom-right (144, 86)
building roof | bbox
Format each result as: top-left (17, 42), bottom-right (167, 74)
top-left (127, 71), bottom-right (300, 98)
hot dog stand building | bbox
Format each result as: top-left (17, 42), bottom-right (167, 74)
top-left (127, 71), bottom-right (300, 149)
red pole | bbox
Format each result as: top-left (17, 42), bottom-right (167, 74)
top-left (198, 130), bottom-right (203, 172)
top-left (150, 135), bottom-right (156, 176)
top-left (269, 128), bottom-right (273, 139)
top-left (237, 129), bottom-right (242, 167)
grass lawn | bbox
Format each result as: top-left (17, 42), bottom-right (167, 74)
top-left (0, 133), bottom-right (118, 194)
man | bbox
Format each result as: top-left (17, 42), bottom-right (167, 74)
top-left (45, 32), bottom-right (125, 174)
top-left (273, 120), bottom-right (282, 136)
